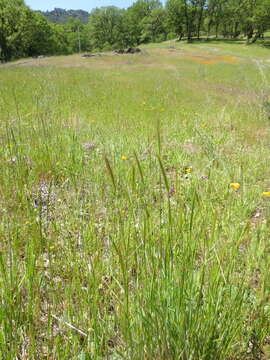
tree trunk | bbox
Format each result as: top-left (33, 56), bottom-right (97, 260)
top-left (246, 27), bottom-right (253, 45)
top-left (183, 0), bottom-right (192, 43)
top-left (251, 32), bottom-right (260, 44)
top-left (187, 29), bottom-right (192, 43)
top-left (233, 22), bottom-right (239, 38)
top-left (177, 25), bottom-right (183, 41)
top-left (178, 32), bottom-right (183, 41)
top-left (207, 21), bottom-right (212, 40)
top-left (230, 24), bottom-right (234, 38)
top-left (215, 23), bottom-right (219, 39)
top-left (0, 17), bottom-right (9, 61)
top-left (197, 6), bottom-right (204, 40)
top-left (223, 24), bottom-right (227, 38)
top-left (197, 23), bottom-right (201, 40)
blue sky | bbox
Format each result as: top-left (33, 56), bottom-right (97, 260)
top-left (25, 0), bottom-right (143, 11)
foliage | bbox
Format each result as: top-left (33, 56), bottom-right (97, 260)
top-left (166, 0), bottom-right (185, 39)
top-left (140, 7), bottom-right (167, 43)
top-left (88, 6), bottom-right (125, 50)
top-left (0, 0), bottom-right (70, 61)
top-left (41, 7), bottom-right (89, 25)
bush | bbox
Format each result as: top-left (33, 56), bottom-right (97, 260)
top-left (167, 32), bottom-right (177, 40)
top-left (102, 42), bottom-right (112, 51)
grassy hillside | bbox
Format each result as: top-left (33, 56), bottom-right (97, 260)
top-left (0, 40), bottom-right (270, 359)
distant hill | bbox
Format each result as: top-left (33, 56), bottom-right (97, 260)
top-left (41, 8), bottom-right (89, 24)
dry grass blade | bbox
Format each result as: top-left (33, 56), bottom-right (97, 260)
top-left (158, 155), bottom-right (170, 193)
top-left (51, 314), bottom-right (87, 337)
top-left (104, 156), bottom-right (117, 192)
top-left (134, 151), bottom-right (145, 185)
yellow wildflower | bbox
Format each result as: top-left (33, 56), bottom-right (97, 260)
top-left (121, 156), bottom-right (128, 160)
top-left (185, 167), bottom-right (193, 174)
top-left (229, 183), bottom-right (240, 190)
top-left (262, 191), bottom-right (270, 198)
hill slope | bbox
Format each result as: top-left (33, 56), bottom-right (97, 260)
top-left (41, 8), bottom-right (89, 24)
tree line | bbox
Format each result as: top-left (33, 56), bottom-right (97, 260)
top-left (1, 0), bottom-right (270, 62)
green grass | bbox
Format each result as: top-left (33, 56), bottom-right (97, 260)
top-left (0, 40), bottom-right (270, 359)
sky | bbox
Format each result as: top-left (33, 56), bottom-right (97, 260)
top-left (25, 0), bottom-right (141, 12)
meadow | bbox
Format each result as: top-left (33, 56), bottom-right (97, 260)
top-left (0, 40), bottom-right (270, 359)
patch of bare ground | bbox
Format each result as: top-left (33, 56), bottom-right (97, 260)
top-left (186, 78), bottom-right (257, 104)
top-left (1, 51), bottom-right (148, 68)
top-left (241, 125), bottom-right (270, 145)
top-left (181, 143), bottom-right (201, 154)
top-left (120, 63), bottom-right (178, 71)
top-left (248, 208), bottom-right (266, 229)
top-left (2, 54), bottom-right (181, 72)
top-left (1, 48), bottom-right (238, 70)
top-left (182, 54), bottom-right (237, 65)
top-left (212, 84), bottom-right (256, 101)
top-left (197, 46), bottom-right (220, 52)
top-left (0, 58), bottom-right (46, 67)
top-left (149, 48), bottom-right (238, 64)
